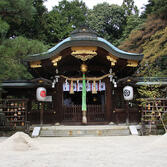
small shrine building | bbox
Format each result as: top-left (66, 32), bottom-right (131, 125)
top-left (1, 28), bottom-right (144, 127)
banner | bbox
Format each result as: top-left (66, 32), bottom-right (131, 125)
top-left (63, 82), bottom-right (106, 92)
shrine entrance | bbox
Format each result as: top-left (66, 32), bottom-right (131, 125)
top-left (63, 91), bottom-right (106, 124)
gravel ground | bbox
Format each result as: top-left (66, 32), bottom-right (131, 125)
top-left (0, 135), bottom-right (166, 167)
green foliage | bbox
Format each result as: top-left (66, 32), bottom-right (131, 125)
top-left (144, 0), bottom-right (167, 18)
top-left (0, 0), bottom-right (35, 19)
top-left (122, 0), bottom-right (139, 16)
top-left (140, 26), bottom-right (167, 76)
top-left (138, 80), bottom-right (162, 100)
top-left (119, 14), bottom-right (143, 42)
top-left (44, 0), bottom-right (87, 45)
top-left (142, 27), bottom-right (167, 62)
top-left (54, 0), bottom-right (87, 28)
top-left (87, 3), bottom-right (126, 45)
top-left (138, 85), bottom-right (161, 99)
top-left (119, 15), bottom-right (167, 53)
top-left (0, 17), bottom-right (9, 42)
top-left (137, 66), bottom-right (163, 107)
top-left (17, 0), bottom-right (48, 42)
top-left (119, 0), bottom-right (167, 53)
top-left (0, 0), bottom-right (36, 38)
top-left (44, 10), bottom-right (73, 45)
top-left (0, 37), bottom-right (48, 80)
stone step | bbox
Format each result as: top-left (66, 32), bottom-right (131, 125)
top-left (39, 125), bottom-right (130, 137)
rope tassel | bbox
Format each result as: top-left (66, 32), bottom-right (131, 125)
top-left (92, 81), bottom-right (97, 94)
top-left (70, 80), bottom-right (74, 94)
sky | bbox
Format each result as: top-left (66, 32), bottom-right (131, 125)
top-left (44, 0), bottom-right (149, 11)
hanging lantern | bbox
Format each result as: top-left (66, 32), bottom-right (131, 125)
top-left (92, 81), bottom-right (97, 94)
top-left (70, 81), bottom-right (74, 94)
top-left (123, 86), bottom-right (133, 101)
top-left (36, 87), bottom-right (46, 101)
top-left (80, 64), bottom-right (88, 73)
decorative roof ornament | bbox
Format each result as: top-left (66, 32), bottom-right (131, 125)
top-left (51, 56), bottom-right (62, 66)
top-left (71, 46), bottom-right (97, 61)
top-left (106, 54), bottom-right (117, 66)
top-left (127, 60), bottom-right (138, 67)
top-left (71, 26), bottom-right (97, 39)
top-left (30, 61), bottom-right (42, 68)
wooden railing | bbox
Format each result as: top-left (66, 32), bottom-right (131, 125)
top-left (63, 105), bottom-right (82, 122)
top-left (114, 108), bottom-right (140, 124)
top-left (63, 104), bottom-right (105, 122)
top-left (28, 100), bottom-right (56, 124)
top-left (87, 105), bottom-right (105, 122)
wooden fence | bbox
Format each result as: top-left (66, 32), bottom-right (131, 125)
top-left (63, 104), bottom-right (105, 122)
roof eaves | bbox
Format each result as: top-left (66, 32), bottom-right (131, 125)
top-left (24, 36), bottom-right (143, 62)
top-left (97, 37), bottom-right (144, 60)
top-left (24, 37), bottom-right (71, 62)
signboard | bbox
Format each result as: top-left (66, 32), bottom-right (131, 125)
top-left (45, 96), bottom-right (52, 102)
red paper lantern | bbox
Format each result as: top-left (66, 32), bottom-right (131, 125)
top-left (36, 87), bottom-right (46, 101)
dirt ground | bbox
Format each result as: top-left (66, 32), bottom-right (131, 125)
top-left (0, 134), bottom-right (167, 167)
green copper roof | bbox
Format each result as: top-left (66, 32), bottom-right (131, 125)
top-left (25, 29), bottom-right (143, 62)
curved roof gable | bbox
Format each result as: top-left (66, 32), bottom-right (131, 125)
top-left (25, 28), bottom-right (143, 62)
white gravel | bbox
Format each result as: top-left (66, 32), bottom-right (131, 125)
top-left (0, 134), bottom-right (166, 167)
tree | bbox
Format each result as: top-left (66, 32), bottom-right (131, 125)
top-left (117, 0), bottom-right (141, 43)
top-left (119, 14), bottom-right (143, 42)
top-left (140, 26), bottom-right (167, 76)
top-left (0, 17), bottom-right (9, 42)
top-left (87, 3), bottom-right (126, 45)
top-left (0, 0), bottom-right (49, 43)
top-left (43, 0), bottom-right (88, 45)
top-left (0, 37), bottom-right (48, 80)
top-left (119, 15), bottom-right (167, 53)
top-left (122, 0), bottom-right (139, 16)
top-left (144, 0), bottom-right (167, 18)
top-left (53, 0), bottom-right (87, 28)
top-left (0, 0), bottom-right (36, 38)
top-left (44, 10), bottom-right (73, 45)
top-left (31, 0), bottom-right (48, 41)
top-left (16, 0), bottom-right (48, 42)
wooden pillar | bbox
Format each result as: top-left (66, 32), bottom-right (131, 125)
top-left (82, 73), bottom-right (87, 125)
top-left (126, 101), bottom-right (129, 125)
top-left (26, 90), bottom-right (33, 124)
top-left (55, 78), bottom-right (63, 123)
top-left (40, 102), bottom-right (44, 125)
top-left (105, 78), bottom-right (113, 122)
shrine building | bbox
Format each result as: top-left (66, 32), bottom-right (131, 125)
top-left (1, 27), bottom-right (144, 127)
